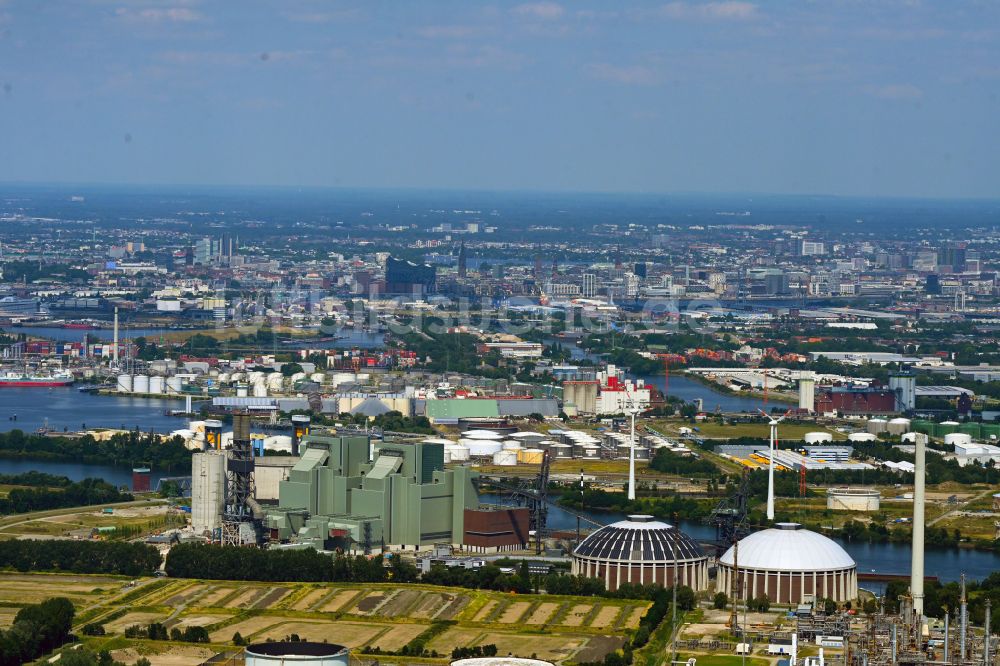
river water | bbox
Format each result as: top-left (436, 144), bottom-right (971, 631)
top-left (0, 387), bottom-right (189, 434)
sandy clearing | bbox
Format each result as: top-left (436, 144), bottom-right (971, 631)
top-left (589, 605), bottom-right (621, 629)
top-left (196, 586), bottom-right (239, 607)
top-left (368, 622), bottom-right (429, 650)
top-left (110, 645), bottom-right (216, 666)
top-left (561, 603), bottom-right (595, 627)
top-left (209, 616), bottom-right (286, 642)
top-left (291, 587), bottom-right (328, 611)
top-left (525, 602), bottom-right (559, 625)
top-left (482, 632), bottom-right (586, 661)
top-left (622, 605), bottom-right (647, 628)
top-left (106, 611), bottom-right (168, 633)
top-left (472, 599), bottom-right (498, 623)
top-left (497, 601), bottom-right (531, 624)
top-left (320, 589), bottom-right (361, 613)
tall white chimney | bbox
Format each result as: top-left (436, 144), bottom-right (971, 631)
top-left (911, 432), bottom-right (927, 616)
top-left (112, 306), bottom-right (119, 366)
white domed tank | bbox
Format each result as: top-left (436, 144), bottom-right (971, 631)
top-left (501, 440), bottom-right (522, 451)
top-left (244, 641), bottom-right (349, 666)
top-left (804, 432), bottom-right (834, 444)
top-left (463, 438), bottom-right (502, 457)
top-left (901, 432), bottom-right (918, 443)
top-left (253, 380), bottom-right (268, 397)
top-left (310, 373), bottom-right (325, 383)
top-left (887, 418), bottom-right (912, 436)
top-left (248, 371), bottom-right (264, 384)
top-left (230, 372), bottom-right (244, 382)
top-left (944, 432), bottom-right (973, 447)
top-left (719, 522), bottom-right (857, 604)
top-left (116, 374), bottom-right (133, 394)
top-left (446, 444), bottom-right (470, 461)
top-left (148, 376), bottom-right (165, 395)
top-left (133, 374), bottom-right (149, 394)
top-left (218, 372), bottom-right (231, 383)
top-left (166, 376), bottom-right (183, 394)
top-left (267, 373), bottom-right (284, 390)
top-left (492, 450), bottom-right (518, 466)
top-left (236, 384), bottom-right (249, 397)
top-left (291, 372), bottom-right (306, 384)
top-left (331, 372), bottom-right (355, 387)
top-left (572, 515), bottom-right (708, 592)
top-left (848, 432), bottom-right (878, 443)
top-left (867, 418), bottom-right (888, 435)
top-left (464, 429), bottom-right (504, 440)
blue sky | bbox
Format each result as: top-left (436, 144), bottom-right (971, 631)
top-left (0, 1), bottom-right (998, 198)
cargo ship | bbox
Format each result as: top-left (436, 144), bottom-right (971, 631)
top-left (0, 371), bottom-right (74, 387)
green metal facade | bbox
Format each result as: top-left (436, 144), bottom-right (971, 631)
top-left (265, 435), bottom-right (478, 550)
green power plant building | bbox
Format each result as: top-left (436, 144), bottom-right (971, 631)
top-left (264, 434), bottom-right (528, 552)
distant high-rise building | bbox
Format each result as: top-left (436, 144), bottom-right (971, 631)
top-left (582, 273), bottom-right (597, 298)
top-left (633, 262), bottom-right (647, 278)
top-left (457, 241), bottom-right (467, 279)
top-left (385, 256), bottom-right (436, 296)
top-left (802, 241), bottom-right (826, 256)
top-left (926, 274), bottom-right (941, 294)
top-left (937, 243), bottom-right (967, 272)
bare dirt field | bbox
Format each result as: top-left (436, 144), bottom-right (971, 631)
top-left (561, 603), bottom-right (595, 627)
top-left (497, 600), bottom-right (531, 624)
top-left (525, 601), bottom-right (560, 625)
top-left (105, 611), bottom-right (169, 633)
top-left (472, 599), bottom-right (498, 622)
top-left (320, 588), bottom-right (362, 613)
top-left (590, 605), bottom-right (622, 629)
top-left (110, 645), bottom-right (216, 666)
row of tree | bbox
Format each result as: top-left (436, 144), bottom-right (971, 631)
top-left (165, 543), bottom-right (419, 583)
top-left (0, 540), bottom-right (162, 576)
top-left (0, 429), bottom-right (194, 473)
top-left (0, 477), bottom-right (132, 514)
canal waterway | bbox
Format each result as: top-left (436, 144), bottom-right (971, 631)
top-left (0, 387), bottom-right (189, 434)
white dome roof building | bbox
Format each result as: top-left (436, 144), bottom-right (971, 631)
top-left (718, 523), bottom-right (857, 604)
top-left (571, 515), bottom-right (709, 592)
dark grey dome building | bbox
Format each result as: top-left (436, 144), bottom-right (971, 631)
top-left (571, 515), bottom-right (709, 591)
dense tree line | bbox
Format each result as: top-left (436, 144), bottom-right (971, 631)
top-left (0, 477), bottom-right (132, 514)
top-left (0, 429), bottom-right (193, 473)
top-left (0, 597), bottom-right (75, 666)
top-left (0, 540), bottom-right (162, 576)
top-left (559, 487), bottom-right (715, 521)
top-left (165, 543), bottom-right (419, 583)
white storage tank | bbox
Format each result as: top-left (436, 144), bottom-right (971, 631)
top-left (944, 432), bottom-right (973, 447)
top-left (166, 376), bottom-right (183, 394)
top-left (501, 440), bottom-right (522, 451)
top-left (244, 642), bottom-right (349, 666)
top-left (867, 418), bottom-right (888, 435)
top-left (236, 384), bottom-right (249, 397)
top-left (463, 438), bottom-right (502, 457)
top-left (848, 432), bottom-right (878, 443)
top-left (148, 376), bottom-right (165, 395)
top-left (492, 450), bottom-right (518, 466)
top-left (218, 372), bottom-right (231, 384)
top-left (827, 487), bottom-right (881, 511)
top-left (464, 429), bottom-right (504, 440)
top-left (291, 372), bottom-right (307, 384)
top-left (901, 432), bottom-right (918, 443)
top-left (446, 444), bottom-right (470, 461)
top-left (887, 418), bottom-right (912, 436)
top-left (443, 448), bottom-right (453, 464)
top-left (804, 432), bottom-right (834, 444)
top-left (267, 373), bottom-right (284, 390)
top-left (191, 450), bottom-right (226, 535)
top-left (116, 374), bottom-right (133, 394)
top-left (263, 435), bottom-right (293, 453)
top-left (310, 373), bottom-right (325, 383)
top-left (253, 380), bottom-right (268, 397)
top-left (133, 374), bottom-right (150, 394)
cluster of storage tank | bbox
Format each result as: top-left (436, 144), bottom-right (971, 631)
top-left (117, 374), bottom-right (185, 395)
top-left (866, 417), bottom-right (912, 436)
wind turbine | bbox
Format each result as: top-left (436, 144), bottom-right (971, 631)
top-left (759, 408), bottom-right (792, 521)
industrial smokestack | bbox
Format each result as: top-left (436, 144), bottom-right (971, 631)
top-left (767, 419), bottom-right (777, 520)
top-left (112, 306), bottom-right (119, 366)
top-left (911, 432), bottom-right (927, 617)
top-left (961, 573), bottom-right (968, 660)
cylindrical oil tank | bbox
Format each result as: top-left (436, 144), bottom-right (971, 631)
top-left (804, 432), bottom-right (834, 444)
top-left (887, 418), bottom-right (911, 436)
top-left (944, 432), bottom-right (973, 447)
top-left (244, 642), bottom-right (349, 666)
top-left (518, 448), bottom-right (545, 464)
top-left (867, 418), bottom-right (888, 435)
top-left (291, 372), bottom-right (306, 384)
top-left (633, 446), bottom-right (650, 461)
top-left (960, 422), bottom-right (982, 438)
top-left (117, 374), bottom-right (133, 393)
top-left (464, 429), bottom-right (504, 440)
top-left (912, 420), bottom-right (934, 434)
top-left (236, 384), bottom-right (248, 397)
top-left (848, 432), bottom-right (878, 443)
top-left (826, 487), bottom-right (881, 511)
top-left (493, 450), bottom-right (518, 466)
top-left (550, 443), bottom-right (573, 459)
top-left (204, 419), bottom-right (224, 450)
top-left (230, 372), bottom-right (244, 383)
top-left (901, 432), bottom-right (918, 443)
top-left (267, 373), bottom-right (284, 390)
top-left (581, 445), bottom-right (601, 459)
top-left (446, 444), bottom-right (470, 461)
top-left (133, 375), bottom-right (150, 394)
top-left (533, 440), bottom-right (555, 452)
top-left (463, 439), bottom-right (502, 457)
top-left (148, 376), bottom-right (165, 395)
top-left (248, 371), bottom-right (264, 384)
top-left (253, 380), bottom-right (268, 397)
top-left (310, 373), bottom-right (325, 383)
top-left (218, 372), bottom-right (231, 384)
top-left (501, 440), bottom-right (522, 451)
top-left (166, 376), bottom-right (183, 394)
top-left (331, 372), bottom-right (355, 387)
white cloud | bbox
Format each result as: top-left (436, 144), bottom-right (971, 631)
top-left (867, 83), bottom-right (924, 100)
top-left (657, 1), bottom-right (758, 20)
top-left (512, 2), bottom-right (565, 20)
top-left (115, 6), bottom-right (202, 23)
top-left (283, 9), bottom-right (360, 24)
top-left (585, 63), bottom-right (658, 86)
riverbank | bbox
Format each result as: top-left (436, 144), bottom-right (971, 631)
top-left (682, 371), bottom-right (798, 405)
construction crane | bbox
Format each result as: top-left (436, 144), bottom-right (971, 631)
top-left (706, 469), bottom-right (750, 558)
